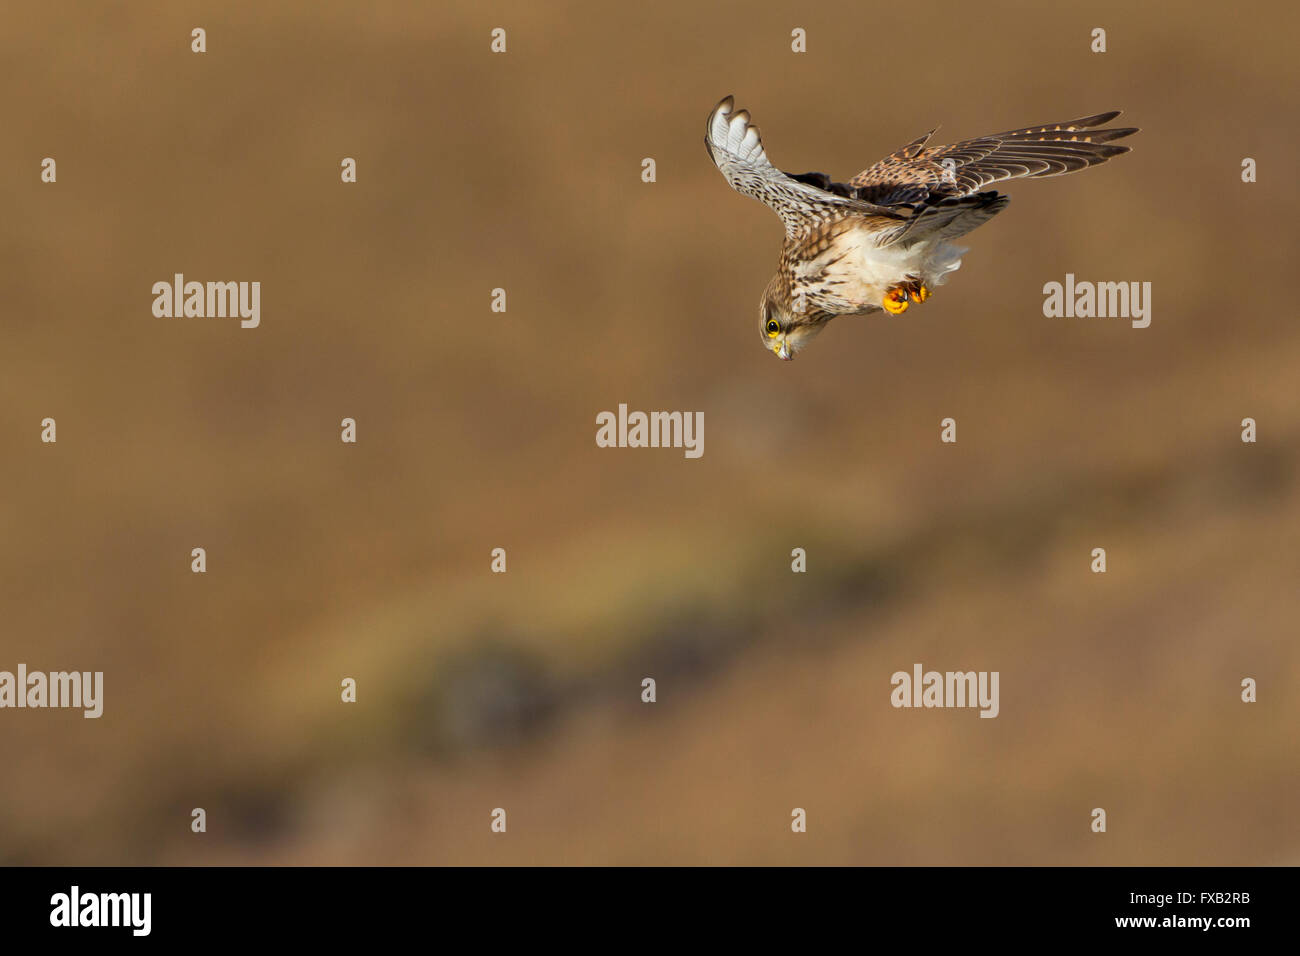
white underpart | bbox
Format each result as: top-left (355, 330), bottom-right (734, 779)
top-left (806, 227), bottom-right (968, 312)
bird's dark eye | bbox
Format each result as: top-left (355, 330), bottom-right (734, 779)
top-left (765, 319), bottom-right (780, 337)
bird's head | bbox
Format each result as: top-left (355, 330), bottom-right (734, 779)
top-left (760, 277), bottom-right (827, 361)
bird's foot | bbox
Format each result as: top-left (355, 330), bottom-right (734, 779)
top-left (883, 278), bottom-right (930, 314)
top-left (883, 287), bottom-right (911, 314)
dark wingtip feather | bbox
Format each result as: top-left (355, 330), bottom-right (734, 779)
top-left (1083, 126), bottom-right (1139, 143)
top-left (1092, 143), bottom-right (1133, 158)
top-left (996, 111), bottom-right (1138, 142)
top-left (1078, 109), bottom-right (1122, 126)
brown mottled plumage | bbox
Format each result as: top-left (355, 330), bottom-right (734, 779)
top-left (705, 96), bottom-right (1138, 360)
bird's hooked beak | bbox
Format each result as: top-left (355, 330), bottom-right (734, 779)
top-left (773, 339), bottom-right (793, 361)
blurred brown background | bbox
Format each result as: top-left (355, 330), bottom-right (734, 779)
top-left (2, 0), bottom-right (1297, 864)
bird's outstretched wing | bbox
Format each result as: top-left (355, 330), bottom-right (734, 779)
top-left (849, 111), bottom-right (1138, 207)
top-left (805, 111), bottom-right (1139, 247)
top-left (705, 96), bottom-right (904, 241)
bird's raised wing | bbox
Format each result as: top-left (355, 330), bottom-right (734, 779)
top-left (705, 96), bottom-right (904, 241)
top-left (849, 111), bottom-right (1138, 207)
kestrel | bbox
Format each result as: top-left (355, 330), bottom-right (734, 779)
top-left (705, 96), bottom-right (1137, 360)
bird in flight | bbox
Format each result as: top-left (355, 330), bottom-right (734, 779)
top-left (705, 96), bottom-right (1137, 360)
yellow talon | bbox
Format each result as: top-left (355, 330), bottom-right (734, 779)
top-left (909, 284), bottom-right (930, 303)
top-left (883, 288), bottom-right (910, 315)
